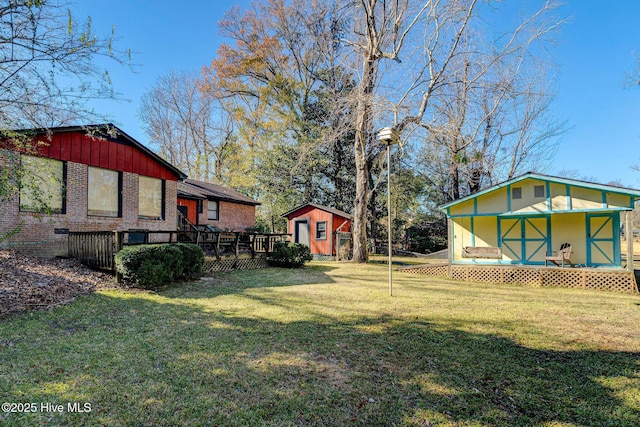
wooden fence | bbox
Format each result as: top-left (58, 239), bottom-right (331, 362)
top-left (68, 230), bottom-right (291, 272)
top-left (68, 231), bottom-right (116, 270)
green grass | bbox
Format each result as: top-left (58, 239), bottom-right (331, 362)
top-left (1, 261), bottom-right (639, 426)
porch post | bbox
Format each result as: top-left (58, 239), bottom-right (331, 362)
top-left (626, 211), bottom-right (634, 271)
top-left (447, 218), bottom-right (453, 279)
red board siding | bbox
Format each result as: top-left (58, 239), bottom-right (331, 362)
top-left (60, 133), bottom-right (71, 160)
top-left (285, 206), bottom-right (351, 256)
top-left (69, 132), bottom-right (81, 160)
top-left (108, 143), bottom-right (117, 170)
top-left (48, 134), bottom-right (61, 159)
top-left (30, 130), bottom-right (179, 181)
top-left (124, 145), bottom-right (133, 171)
top-left (333, 217), bottom-right (351, 233)
top-left (80, 133), bottom-right (91, 164)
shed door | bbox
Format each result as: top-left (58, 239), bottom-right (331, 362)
top-left (587, 213), bottom-right (618, 267)
top-left (294, 220), bottom-right (310, 247)
top-left (500, 217), bottom-right (549, 264)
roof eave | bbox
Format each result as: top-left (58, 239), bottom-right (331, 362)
top-left (439, 172), bottom-right (640, 211)
top-left (281, 202), bottom-right (352, 219)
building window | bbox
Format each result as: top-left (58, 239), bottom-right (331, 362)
top-left (19, 155), bottom-right (65, 214)
top-left (534, 185), bottom-right (545, 198)
top-left (316, 221), bottom-right (327, 240)
top-left (207, 200), bottom-right (219, 220)
top-left (512, 187), bottom-right (522, 200)
top-left (88, 167), bottom-right (121, 217)
top-left (139, 176), bottom-right (164, 220)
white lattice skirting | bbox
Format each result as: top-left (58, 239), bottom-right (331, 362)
top-left (400, 263), bottom-right (639, 293)
top-left (203, 258), bottom-right (269, 274)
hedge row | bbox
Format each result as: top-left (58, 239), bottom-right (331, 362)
top-left (115, 243), bottom-right (204, 289)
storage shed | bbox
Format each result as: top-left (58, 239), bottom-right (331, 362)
top-left (282, 203), bottom-right (351, 260)
top-left (440, 172), bottom-right (640, 268)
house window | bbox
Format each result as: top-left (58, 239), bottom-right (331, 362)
top-left (207, 200), bottom-right (219, 220)
top-left (512, 187), bottom-right (522, 200)
top-left (534, 185), bottom-right (545, 198)
top-left (316, 221), bottom-right (327, 240)
top-left (19, 155), bottom-right (65, 214)
top-left (139, 176), bottom-right (164, 220)
top-left (88, 167), bottom-right (121, 217)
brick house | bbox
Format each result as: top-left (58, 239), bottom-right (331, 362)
top-left (0, 124), bottom-right (187, 257)
top-left (177, 179), bottom-right (259, 231)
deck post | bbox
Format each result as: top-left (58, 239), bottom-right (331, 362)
top-left (114, 231), bottom-right (123, 283)
top-left (626, 211), bottom-right (634, 271)
top-left (215, 232), bottom-right (221, 260)
top-left (447, 218), bottom-right (453, 279)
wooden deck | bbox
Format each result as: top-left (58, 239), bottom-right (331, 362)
top-left (399, 263), bottom-right (639, 293)
top-left (68, 230), bottom-right (290, 272)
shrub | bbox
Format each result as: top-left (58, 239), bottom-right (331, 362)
top-left (172, 243), bottom-right (205, 279)
top-left (404, 215), bottom-right (448, 254)
top-left (115, 244), bottom-right (184, 290)
top-left (268, 242), bottom-right (313, 268)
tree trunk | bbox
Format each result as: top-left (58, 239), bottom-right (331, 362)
top-left (353, 135), bottom-right (370, 262)
top-left (369, 181), bottom-right (378, 254)
top-left (352, 57), bottom-right (376, 262)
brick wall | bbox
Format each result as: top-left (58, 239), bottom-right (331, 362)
top-left (197, 200), bottom-right (256, 231)
top-left (0, 158), bottom-right (178, 257)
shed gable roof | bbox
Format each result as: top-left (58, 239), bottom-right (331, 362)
top-left (281, 203), bottom-right (352, 220)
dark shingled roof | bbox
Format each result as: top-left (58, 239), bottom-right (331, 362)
top-left (178, 179), bottom-right (260, 206)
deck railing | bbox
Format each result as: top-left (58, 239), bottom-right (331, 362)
top-left (68, 231), bottom-right (116, 270)
top-left (68, 230), bottom-right (291, 271)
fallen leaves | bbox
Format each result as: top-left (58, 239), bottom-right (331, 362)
top-left (0, 250), bottom-right (115, 318)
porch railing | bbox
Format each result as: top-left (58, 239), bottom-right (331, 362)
top-left (68, 231), bottom-right (116, 270)
top-left (68, 230), bottom-right (291, 271)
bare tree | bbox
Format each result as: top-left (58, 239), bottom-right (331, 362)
top-left (139, 70), bottom-right (237, 183)
top-left (198, 0), bottom-right (563, 262)
top-left (344, 0), bottom-right (481, 262)
top-left (0, 0), bottom-right (131, 130)
top-left (344, 0), bottom-right (564, 261)
top-left (202, 0), bottom-right (358, 225)
top-left (412, 17), bottom-right (566, 202)
top-left (0, 0), bottom-right (131, 241)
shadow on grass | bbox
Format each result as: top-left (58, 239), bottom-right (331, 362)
top-left (160, 264), bottom-right (339, 300)
top-left (0, 288), bottom-right (638, 427)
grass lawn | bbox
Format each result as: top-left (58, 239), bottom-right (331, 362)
top-left (1, 261), bottom-right (639, 426)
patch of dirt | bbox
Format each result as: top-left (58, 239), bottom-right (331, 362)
top-left (0, 250), bottom-right (119, 319)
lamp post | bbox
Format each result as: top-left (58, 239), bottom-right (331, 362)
top-left (377, 126), bottom-right (399, 296)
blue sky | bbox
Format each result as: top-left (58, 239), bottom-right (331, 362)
top-left (72, 1), bottom-right (640, 187)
